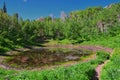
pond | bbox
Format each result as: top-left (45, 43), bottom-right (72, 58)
top-left (5, 47), bottom-right (92, 69)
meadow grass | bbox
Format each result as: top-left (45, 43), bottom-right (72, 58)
top-left (81, 35), bottom-right (120, 48)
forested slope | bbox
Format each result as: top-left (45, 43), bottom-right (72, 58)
top-left (0, 3), bottom-right (120, 52)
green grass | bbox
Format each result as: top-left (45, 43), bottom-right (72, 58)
top-left (100, 49), bottom-right (120, 80)
top-left (0, 63), bottom-right (95, 80)
top-left (42, 39), bottom-right (73, 47)
top-left (81, 35), bottom-right (120, 48)
top-left (58, 39), bottom-right (73, 44)
top-left (0, 68), bottom-right (16, 80)
top-left (43, 35), bottom-right (120, 49)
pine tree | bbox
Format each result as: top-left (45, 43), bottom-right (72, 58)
top-left (3, 2), bottom-right (7, 13)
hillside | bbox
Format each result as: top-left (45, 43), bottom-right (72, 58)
top-left (0, 3), bottom-right (120, 52)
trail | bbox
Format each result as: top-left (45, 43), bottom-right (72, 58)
top-left (91, 46), bottom-right (113, 80)
top-left (94, 60), bottom-right (109, 80)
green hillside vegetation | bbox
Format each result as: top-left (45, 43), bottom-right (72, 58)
top-left (0, 3), bottom-right (120, 52)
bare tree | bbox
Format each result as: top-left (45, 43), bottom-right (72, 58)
top-left (60, 11), bottom-right (66, 22)
top-left (49, 14), bottom-right (54, 22)
top-left (118, 14), bottom-right (120, 22)
top-left (37, 16), bottom-right (44, 22)
top-left (97, 21), bottom-right (107, 33)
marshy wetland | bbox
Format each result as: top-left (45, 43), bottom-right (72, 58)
top-left (4, 47), bottom-right (92, 69)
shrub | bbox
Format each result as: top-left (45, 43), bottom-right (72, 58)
top-left (96, 51), bottom-right (110, 64)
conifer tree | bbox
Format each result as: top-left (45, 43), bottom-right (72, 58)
top-left (3, 2), bottom-right (7, 13)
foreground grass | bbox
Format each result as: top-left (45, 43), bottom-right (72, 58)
top-left (100, 49), bottom-right (120, 80)
top-left (0, 63), bottom-right (96, 80)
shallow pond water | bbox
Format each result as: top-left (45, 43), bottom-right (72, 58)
top-left (6, 48), bottom-right (92, 68)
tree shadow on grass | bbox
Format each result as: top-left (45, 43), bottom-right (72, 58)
top-left (0, 53), bottom-right (11, 57)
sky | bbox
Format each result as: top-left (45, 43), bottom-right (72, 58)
top-left (0, 0), bottom-right (120, 20)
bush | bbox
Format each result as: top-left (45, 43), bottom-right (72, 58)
top-left (0, 46), bottom-right (9, 52)
top-left (96, 51), bottom-right (110, 64)
top-left (0, 36), bottom-right (14, 52)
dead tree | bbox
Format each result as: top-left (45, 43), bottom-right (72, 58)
top-left (118, 14), bottom-right (120, 22)
top-left (97, 21), bottom-right (107, 33)
top-left (60, 11), bottom-right (66, 22)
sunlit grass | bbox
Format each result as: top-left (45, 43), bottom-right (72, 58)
top-left (81, 35), bottom-right (120, 48)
